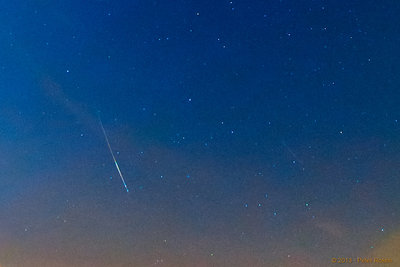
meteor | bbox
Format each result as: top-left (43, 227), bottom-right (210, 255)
top-left (98, 116), bottom-right (129, 192)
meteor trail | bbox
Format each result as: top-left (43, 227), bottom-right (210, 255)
top-left (98, 116), bottom-right (129, 192)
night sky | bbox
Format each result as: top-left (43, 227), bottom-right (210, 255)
top-left (1, 1), bottom-right (400, 266)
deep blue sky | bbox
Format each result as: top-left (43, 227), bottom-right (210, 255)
top-left (0, 1), bottom-right (399, 266)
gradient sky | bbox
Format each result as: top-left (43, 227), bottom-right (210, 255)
top-left (0, 1), bottom-right (399, 266)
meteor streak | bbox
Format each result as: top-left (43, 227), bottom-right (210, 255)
top-left (98, 116), bottom-right (129, 192)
